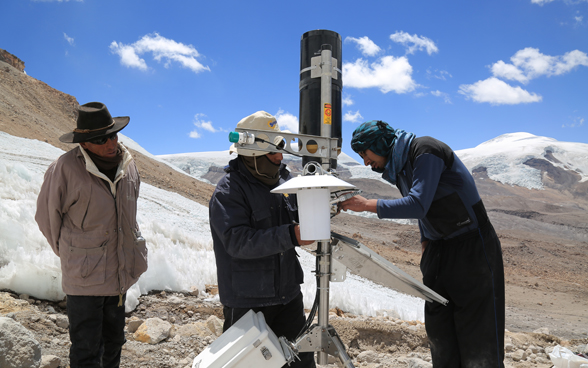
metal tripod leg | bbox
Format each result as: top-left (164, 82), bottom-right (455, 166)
top-left (294, 324), bottom-right (354, 368)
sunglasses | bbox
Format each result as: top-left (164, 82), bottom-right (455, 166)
top-left (267, 140), bottom-right (286, 154)
top-left (88, 133), bottom-right (118, 145)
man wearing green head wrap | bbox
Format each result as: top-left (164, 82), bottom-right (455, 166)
top-left (340, 120), bottom-right (505, 368)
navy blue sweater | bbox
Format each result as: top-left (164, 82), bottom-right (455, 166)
top-left (377, 137), bottom-right (482, 242)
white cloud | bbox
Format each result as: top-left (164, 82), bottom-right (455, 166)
top-left (389, 31), bottom-right (438, 55)
top-left (343, 56), bottom-right (416, 94)
top-left (426, 68), bottom-right (452, 80)
top-left (198, 121), bottom-right (216, 133)
top-left (563, 116), bottom-right (585, 128)
top-left (189, 113), bottom-right (224, 139)
top-left (110, 33), bottom-right (210, 74)
top-left (458, 77), bottom-right (542, 105)
top-left (275, 109), bottom-right (299, 133)
top-left (431, 90), bottom-right (452, 104)
top-left (344, 110), bottom-right (364, 123)
top-left (188, 130), bottom-right (201, 139)
top-left (491, 48), bottom-right (588, 83)
top-left (63, 33), bottom-right (74, 46)
top-left (109, 42), bottom-right (148, 70)
top-left (342, 95), bottom-right (354, 106)
top-left (345, 36), bottom-right (382, 57)
top-left (531, 0), bottom-right (588, 4)
top-left (490, 61), bottom-right (527, 83)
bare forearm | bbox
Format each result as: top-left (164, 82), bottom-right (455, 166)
top-left (340, 195), bottom-right (378, 213)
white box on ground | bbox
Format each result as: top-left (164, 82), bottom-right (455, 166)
top-left (192, 309), bottom-right (287, 368)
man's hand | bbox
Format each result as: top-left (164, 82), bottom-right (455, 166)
top-left (421, 240), bottom-right (429, 255)
top-left (295, 224), bottom-right (315, 246)
top-left (338, 195), bottom-right (378, 213)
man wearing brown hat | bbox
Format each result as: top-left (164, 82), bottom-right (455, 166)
top-left (209, 111), bottom-right (316, 367)
top-left (35, 102), bottom-right (148, 368)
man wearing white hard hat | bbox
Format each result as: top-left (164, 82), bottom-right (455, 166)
top-left (209, 111), bottom-right (316, 368)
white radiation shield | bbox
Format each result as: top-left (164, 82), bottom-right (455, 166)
top-left (270, 174), bottom-right (355, 242)
top-left (297, 187), bottom-right (330, 241)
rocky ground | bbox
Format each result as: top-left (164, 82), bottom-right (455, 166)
top-left (2, 289), bottom-right (588, 368)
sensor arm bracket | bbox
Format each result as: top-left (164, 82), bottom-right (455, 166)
top-left (233, 128), bottom-right (339, 159)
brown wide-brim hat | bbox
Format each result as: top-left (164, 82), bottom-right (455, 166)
top-left (59, 102), bottom-right (130, 143)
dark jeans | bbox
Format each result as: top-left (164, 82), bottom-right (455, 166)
top-left (421, 223), bottom-right (505, 368)
top-left (223, 292), bottom-right (316, 368)
top-left (66, 294), bottom-right (127, 368)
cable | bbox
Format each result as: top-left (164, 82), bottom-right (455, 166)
top-left (253, 137), bottom-right (305, 158)
top-left (296, 251), bottom-right (321, 340)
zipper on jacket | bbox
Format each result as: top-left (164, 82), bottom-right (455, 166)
top-left (79, 185), bottom-right (92, 231)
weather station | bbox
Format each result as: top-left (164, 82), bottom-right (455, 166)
top-left (193, 30), bottom-right (448, 368)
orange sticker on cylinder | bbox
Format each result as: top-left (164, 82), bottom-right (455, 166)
top-left (324, 103), bottom-right (332, 125)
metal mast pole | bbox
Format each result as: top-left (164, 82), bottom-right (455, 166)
top-left (317, 45), bottom-right (332, 366)
top-left (298, 29), bottom-right (350, 367)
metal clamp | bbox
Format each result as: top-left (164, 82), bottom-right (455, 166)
top-left (234, 128), bottom-right (339, 159)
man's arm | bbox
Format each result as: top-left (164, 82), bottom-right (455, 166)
top-left (338, 195), bottom-right (377, 213)
top-left (374, 154), bottom-right (445, 219)
top-left (35, 162), bottom-right (65, 256)
top-left (339, 154), bottom-right (446, 221)
top-left (210, 181), bottom-right (300, 259)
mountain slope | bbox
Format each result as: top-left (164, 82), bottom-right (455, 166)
top-left (0, 58), bottom-right (214, 206)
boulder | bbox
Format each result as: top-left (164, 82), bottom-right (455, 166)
top-left (127, 316), bottom-right (144, 333)
top-left (133, 317), bottom-right (172, 344)
top-left (40, 355), bottom-right (61, 368)
top-left (174, 322), bottom-right (212, 339)
top-left (407, 357), bottom-right (433, 368)
top-left (0, 317), bottom-right (42, 368)
top-left (205, 315), bottom-right (223, 337)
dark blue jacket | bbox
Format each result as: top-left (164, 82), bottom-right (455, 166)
top-left (209, 157), bottom-right (304, 308)
top-left (378, 137), bottom-right (483, 242)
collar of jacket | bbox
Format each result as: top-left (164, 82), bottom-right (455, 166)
top-left (77, 143), bottom-right (133, 197)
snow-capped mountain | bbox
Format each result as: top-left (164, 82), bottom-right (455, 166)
top-left (158, 132), bottom-right (588, 195)
top-left (457, 132), bottom-right (588, 190)
top-left (158, 150), bottom-right (387, 185)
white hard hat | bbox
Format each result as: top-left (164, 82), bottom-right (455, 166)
top-left (229, 111), bottom-right (285, 156)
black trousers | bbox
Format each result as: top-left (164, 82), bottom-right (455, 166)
top-left (223, 292), bottom-right (316, 368)
top-left (421, 222), bottom-right (505, 368)
top-left (66, 294), bottom-right (127, 368)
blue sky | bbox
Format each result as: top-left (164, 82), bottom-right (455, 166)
top-left (2, 0), bottom-right (587, 164)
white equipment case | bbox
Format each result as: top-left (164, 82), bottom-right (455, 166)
top-left (192, 309), bottom-right (292, 368)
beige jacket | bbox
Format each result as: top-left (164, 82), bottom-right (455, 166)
top-left (35, 144), bottom-right (148, 296)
